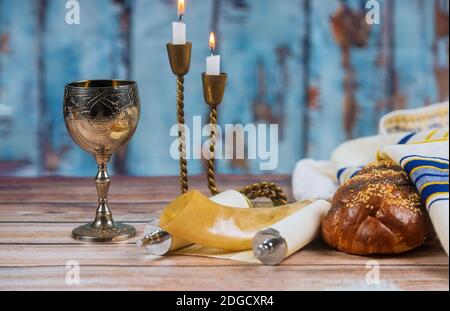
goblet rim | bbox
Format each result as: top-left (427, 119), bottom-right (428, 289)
top-left (65, 79), bottom-right (137, 89)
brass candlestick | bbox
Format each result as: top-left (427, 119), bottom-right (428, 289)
top-left (201, 73), bottom-right (288, 206)
top-left (202, 73), bottom-right (227, 195)
top-left (167, 43), bottom-right (192, 194)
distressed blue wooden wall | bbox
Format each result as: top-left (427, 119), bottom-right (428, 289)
top-left (0, 0), bottom-right (448, 177)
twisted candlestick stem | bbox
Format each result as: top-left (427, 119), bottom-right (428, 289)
top-left (207, 106), bottom-right (219, 195)
top-left (177, 76), bottom-right (189, 194)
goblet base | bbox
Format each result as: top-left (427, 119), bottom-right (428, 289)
top-left (72, 223), bottom-right (136, 242)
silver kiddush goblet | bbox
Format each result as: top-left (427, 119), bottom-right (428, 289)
top-left (63, 80), bottom-right (140, 242)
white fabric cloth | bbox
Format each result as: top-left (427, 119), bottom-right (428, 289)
top-left (292, 160), bottom-right (337, 201)
top-left (292, 133), bottom-right (406, 202)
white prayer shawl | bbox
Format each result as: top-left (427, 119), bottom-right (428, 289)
top-left (380, 138), bottom-right (449, 254)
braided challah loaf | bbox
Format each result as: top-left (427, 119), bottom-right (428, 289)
top-left (322, 160), bottom-right (434, 255)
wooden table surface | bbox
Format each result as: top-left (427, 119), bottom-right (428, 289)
top-left (0, 175), bottom-right (448, 291)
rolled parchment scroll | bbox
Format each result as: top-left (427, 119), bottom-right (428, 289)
top-left (253, 200), bottom-right (331, 265)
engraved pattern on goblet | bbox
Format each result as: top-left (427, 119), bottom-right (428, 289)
top-left (63, 80), bottom-right (140, 242)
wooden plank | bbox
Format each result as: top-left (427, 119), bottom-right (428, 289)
top-left (0, 175), bottom-right (290, 221)
top-left (307, 0), bottom-right (346, 158)
top-left (0, 200), bottom-right (290, 223)
top-left (1, 218), bottom-right (446, 269)
top-left (394, 0), bottom-right (438, 109)
top-left (0, 223), bottom-right (146, 244)
top-left (0, 265), bottom-right (447, 291)
top-left (0, 176), bottom-right (293, 203)
top-left (0, 218), bottom-right (447, 268)
top-left (0, 175), bottom-right (291, 186)
top-left (216, 0), bottom-right (305, 173)
top-left (0, 244), bottom-right (245, 267)
top-left (0, 202), bottom-right (162, 222)
top-left (0, 177), bottom-right (447, 291)
top-left (0, 241), bottom-right (447, 268)
top-left (1, 1), bottom-right (447, 177)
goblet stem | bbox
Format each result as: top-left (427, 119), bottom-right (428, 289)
top-left (70, 158), bottom-right (137, 242)
top-left (92, 162), bottom-right (115, 229)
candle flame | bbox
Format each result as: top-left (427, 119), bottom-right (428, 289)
top-left (209, 32), bottom-right (216, 53)
top-left (177, 0), bottom-right (185, 18)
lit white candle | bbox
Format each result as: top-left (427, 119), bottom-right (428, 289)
top-left (172, 0), bottom-right (186, 45)
top-left (206, 32), bottom-right (221, 76)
